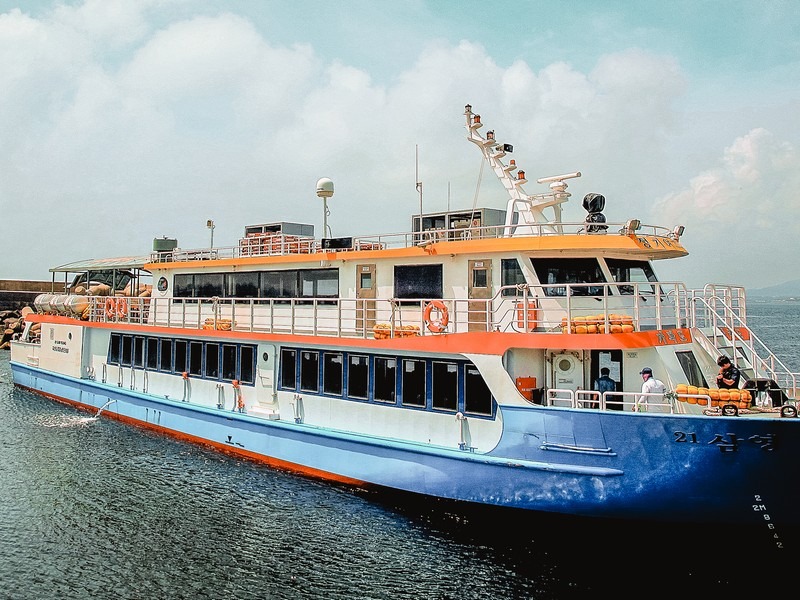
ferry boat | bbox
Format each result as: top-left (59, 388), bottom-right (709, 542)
top-left (10, 105), bottom-right (800, 534)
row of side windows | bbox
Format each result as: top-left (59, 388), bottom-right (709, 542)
top-left (107, 333), bottom-right (256, 385)
top-left (171, 264), bottom-right (446, 301)
top-left (278, 348), bottom-right (493, 417)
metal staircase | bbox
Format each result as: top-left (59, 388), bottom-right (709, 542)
top-left (687, 285), bottom-right (798, 400)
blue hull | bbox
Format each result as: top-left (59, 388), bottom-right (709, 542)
top-left (12, 361), bottom-right (800, 533)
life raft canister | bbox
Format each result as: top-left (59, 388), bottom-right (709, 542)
top-left (423, 300), bottom-right (449, 333)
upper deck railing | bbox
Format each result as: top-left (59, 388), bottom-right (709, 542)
top-left (147, 221), bottom-right (677, 263)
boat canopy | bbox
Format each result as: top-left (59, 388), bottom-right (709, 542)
top-left (49, 256), bottom-right (152, 273)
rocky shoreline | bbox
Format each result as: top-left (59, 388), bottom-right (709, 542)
top-left (0, 307), bottom-right (36, 350)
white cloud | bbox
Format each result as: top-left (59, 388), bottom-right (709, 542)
top-left (0, 2), bottom-right (794, 293)
top-left (654, 128), bottom-right (800, 229)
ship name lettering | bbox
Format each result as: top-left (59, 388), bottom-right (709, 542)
top-left (709, 433), bottom-right (738, 452)
top-left (675, 433), bottom-right (777, 451)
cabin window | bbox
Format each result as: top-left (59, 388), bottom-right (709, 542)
top-left (604, 258), bottom-right (658, 294)
top-left (133, 336), bottom-right (145, 368)
top-left (300, 351), bottom-right (319, 392)
top-left (226, 272), bottom-right (260, 299)
top-left (323, 352), bottom-right (343, 396)
top-left (280, 349), bottom-right (297, 389)
top-left (120, 335), bottom-right (133, 367)
top-left (239, 346), bottom-right (255, 384)
top-left (301, 269), bottom-right (339, 298)
top-left (373, 357), bottom-right (396, 403)
top-left (159, 338), bottom-right (173, 371)
top-left (432, 361), bottom-right (458, 411)
top-left (195, 273), bottom-right (225, 299)
top-left (401, 359), bottom-right (426, 407)
top-left (146, 338), bottom-right (159, 370)
top-left (464, 363), bottom-right (492, 415)
top-left (676, 351), bottom-right (709, 388)
top-left (501, 259), bottom-right (526, 296)
top-left (221, 344), bottom-right (237, 380)
top-left (189, 341), bottom-right (203, 376)
top-left (347, 355), bottom-right (369, 399)
top-left (173, 274), bottom-right (194, 298)
top-left (108, 333), bottom-right (122, 364)
top-left (394, 265), bottom-right (443, 300)
top-left (261, 270), bottom-right (299, 300)
top-left (205, 343), bottom-right (220, 378)
top-left (530, 258), bottom-right (605, 296)
top-left (175, 340), bottom-right (188, 373)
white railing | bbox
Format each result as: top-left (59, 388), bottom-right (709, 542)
top-left (547, 389), bottom-right (676, 412)
top-left (148, 221), bottom-right (676, 263)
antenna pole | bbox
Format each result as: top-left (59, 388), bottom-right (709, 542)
top-left (415, 145), bottom-right (423, 218)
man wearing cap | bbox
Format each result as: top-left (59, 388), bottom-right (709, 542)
top-left (638, 367), bottom-right (668, 412)
top-left (716, 356), bottom-right (741, 389)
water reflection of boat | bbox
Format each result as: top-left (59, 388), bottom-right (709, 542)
top-left (11, 105), bottom-right (800, 540)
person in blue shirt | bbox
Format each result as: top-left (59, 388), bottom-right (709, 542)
top-left (594, 367), bottom-right (618, 409)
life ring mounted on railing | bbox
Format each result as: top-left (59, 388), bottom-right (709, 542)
top-left (116, 297), bottom-right (128, 318)
top-left (104, 297), bottom-right (117, 320)
top-left (423, 300), bottom-right (449, 333)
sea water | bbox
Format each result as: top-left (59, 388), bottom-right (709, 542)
top-left (1, 300), bottom-right (797, 599)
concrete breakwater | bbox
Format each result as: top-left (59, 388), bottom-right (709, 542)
top-left (0, 279), bottom-right (52, 311)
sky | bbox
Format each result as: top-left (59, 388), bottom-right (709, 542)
top-left (0, 0), bottom-right (798, 290)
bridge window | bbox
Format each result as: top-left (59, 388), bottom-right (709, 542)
top-left (604, 258), bottom-right (658, 294)
top-left (530, 257), bottom-right (605, 296)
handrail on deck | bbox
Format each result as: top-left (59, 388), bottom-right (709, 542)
top-left (148, 221), bottom-right (677, 263)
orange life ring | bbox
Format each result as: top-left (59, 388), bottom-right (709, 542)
top-left (116, 297), bottom-right (128, 318)
top-left (423, 300), bottom-right (449, 333)
top-left (104, 297), bottom-right (117, 319)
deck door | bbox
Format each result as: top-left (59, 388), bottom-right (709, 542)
top-left (467, 260), bottom-right (492, 332)
top-left (356, 264), bottom-right (376, 335)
